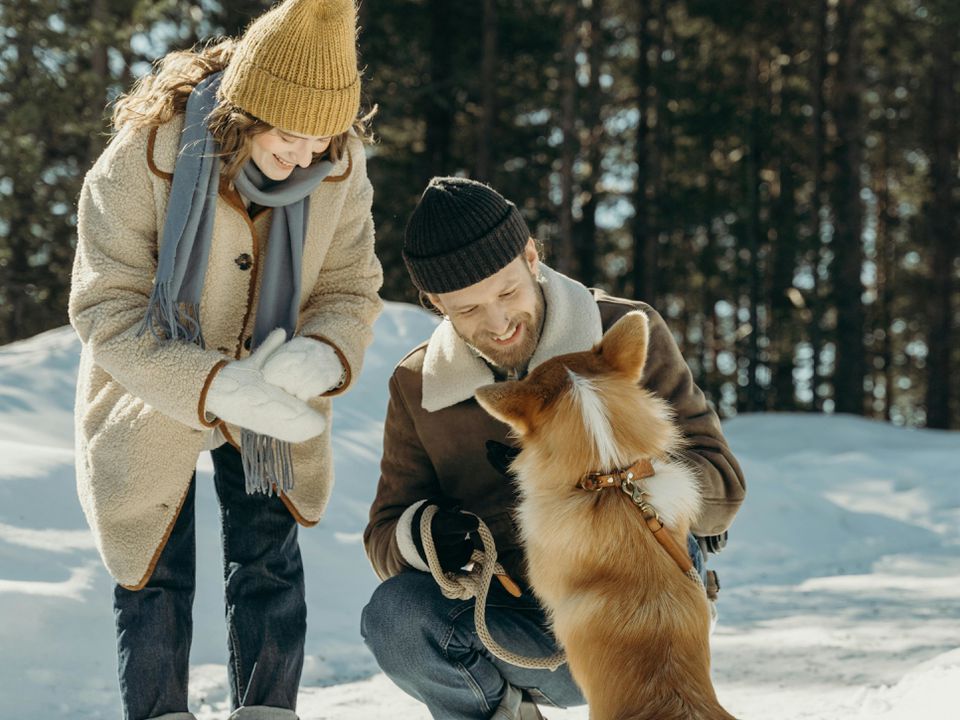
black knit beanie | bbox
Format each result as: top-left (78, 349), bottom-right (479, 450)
top-left (403, 177), bottom-right (531, 293)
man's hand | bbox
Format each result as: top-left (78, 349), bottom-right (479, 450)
top-left (205, 329), bottom-right (327, 443)
top-left (411, 498), bottom-right (480, 573)
top-left (261, 336), bottom-right (345, 400)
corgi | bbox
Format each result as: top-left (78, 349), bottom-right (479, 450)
top-left (475, 311), bottom-right (737, 720)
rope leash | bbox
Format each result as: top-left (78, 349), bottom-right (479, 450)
top-left (419, 505), bottom-right (567, 671)
top-left (418, 493), bottom-right (707, 671)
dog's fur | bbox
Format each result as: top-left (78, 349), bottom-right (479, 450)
top-left (475, 311), bottom-right (737, 720)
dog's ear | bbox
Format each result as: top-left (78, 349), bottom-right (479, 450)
top-left (596, 311), bottom-right (649, 382)
top-left (475, 381), bottom-right (540, 435)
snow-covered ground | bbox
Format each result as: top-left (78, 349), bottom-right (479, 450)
top-left (1, 302), bottom-right (958, 719)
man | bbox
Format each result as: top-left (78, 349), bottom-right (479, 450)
top-left (361, 177), bottom-right (745, 720)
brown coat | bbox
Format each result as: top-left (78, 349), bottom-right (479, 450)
top-left (363, 266), bottom-right (745, 586)
top-left (71, 116), bottom-right (383, 589)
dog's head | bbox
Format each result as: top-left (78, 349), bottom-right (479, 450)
top-left (475, 311), bottom-right (682, 478)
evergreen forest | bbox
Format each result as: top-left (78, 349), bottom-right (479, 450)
top-left (1, 0), bottom-right (958, 427)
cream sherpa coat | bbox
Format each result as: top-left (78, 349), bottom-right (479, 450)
top-left (70, 116), bottom-right (383, 589)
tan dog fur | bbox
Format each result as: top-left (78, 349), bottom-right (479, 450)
top-left (476, 311), bottom-right (737, 720)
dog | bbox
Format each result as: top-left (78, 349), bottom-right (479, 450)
top-left (475, 311), bottom-right (737, 720)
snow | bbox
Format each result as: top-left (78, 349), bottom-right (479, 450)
top-left (1, 301), bottom-right (958, 719)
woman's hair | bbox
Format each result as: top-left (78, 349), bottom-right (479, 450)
top-left (112, 38), bottom-right (374, 182)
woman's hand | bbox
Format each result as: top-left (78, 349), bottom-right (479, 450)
top-left (261, 336), bottom-right (345, 400)
top-left (205, 329), bottom-right (327, 443)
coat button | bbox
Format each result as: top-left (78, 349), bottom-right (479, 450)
top-left (234, 253), bottom-right (252, 271)
top-left (243, 336), bottom-right (252, 351)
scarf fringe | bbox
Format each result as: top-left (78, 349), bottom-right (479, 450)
top-left (139, 281), bottom-right (204, 346)
top-left (240, 428), bottom-right (295, 496)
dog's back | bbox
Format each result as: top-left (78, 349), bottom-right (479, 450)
top-left (476, 311), bottom-right (737, 720)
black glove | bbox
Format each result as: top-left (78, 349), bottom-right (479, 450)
top-left (485, 440), bottom-right (521, 479)
top-left (411, 497), bottom-right (480, 572)
top-left (701, 531), bottom-right (728, 555)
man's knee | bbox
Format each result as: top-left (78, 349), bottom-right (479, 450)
top-left (361, 572), bottom-right (447, 668)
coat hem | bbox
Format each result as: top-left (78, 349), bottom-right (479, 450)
top-left (117, 479), bottom-right (194, 591)
top-left (280, 493), bottom-right (319, 528)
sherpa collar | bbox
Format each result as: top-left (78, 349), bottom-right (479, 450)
top-left (421, 264), bottom-right (603, 412)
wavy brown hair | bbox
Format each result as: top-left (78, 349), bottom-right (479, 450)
top-left (112, 39), bottom-right (374, 183)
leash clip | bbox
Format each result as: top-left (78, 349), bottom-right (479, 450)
top-left (621, 478), bottom-right (660, 523)
top-left (620, 476), bottom-right (644, 503)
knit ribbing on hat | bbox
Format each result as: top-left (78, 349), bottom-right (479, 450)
top-left (221, 0), bottom-right (360, 138)
top-left (402, 177), bottom-right (531, 294)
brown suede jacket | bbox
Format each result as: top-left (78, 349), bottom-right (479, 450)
top-left (363, 266), bottom-right (745, 587)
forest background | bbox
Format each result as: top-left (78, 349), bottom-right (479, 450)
top-left (1, 0), bottom-right (957, 428)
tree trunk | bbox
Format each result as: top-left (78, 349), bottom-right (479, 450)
top-left (631, 0), bottom-right (654, 302)
top-left (476, 0), bottom-right (498, 183)
top-left (424, 0), bottom-right (454, 181)
top-left (830, 0), bottom-right (867, 415)
top-left (809, 0), bottom-right (829, 411)
top-left (770, 24), bottom-right (799, 412)
top-left (875, 135), bottom-right (895, 421)
top-left (557, 0), bottom-right (578, 275)
top-left (743, 46), bottom-right (764, 413)
top-left (770, 156), bottom-right (798, 411)
top-left (575, 0), bottom-right (603, 287)
top-left (3, 0), bottom-right (35, 342)
top-left (700, 124), bottom-right (722, 408)
top-left (924, 6), bottom-right (959, 429)
top-left (88, 0), bottom-right (110, 162)
top-left (649, 0), bottom-right (669, 304)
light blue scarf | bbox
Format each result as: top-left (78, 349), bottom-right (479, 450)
top-left (141, 71), bottom-right (334, 495)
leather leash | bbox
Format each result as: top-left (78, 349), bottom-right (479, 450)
top-left (578, 458), bottom-right (694, 574)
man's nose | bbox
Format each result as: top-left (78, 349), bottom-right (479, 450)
top-left (484, 306), bottom-right (511, 335)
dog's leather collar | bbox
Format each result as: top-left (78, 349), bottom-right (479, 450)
top-left (577, 458), bottom-right (695, 575)
top-left (577, 458), bottom-right (655, 492)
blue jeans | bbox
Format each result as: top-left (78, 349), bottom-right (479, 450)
top-left (113, 443), bottom-right (305, 720)
top-left (361, 536), bottom-right (706, 720)
top-left (689, 533), bottom-right (707, 583)
top-left (361, 572), bottom-right (585, 719)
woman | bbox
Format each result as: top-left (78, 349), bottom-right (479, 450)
top-left (69, 1), bottom-right (382, 718)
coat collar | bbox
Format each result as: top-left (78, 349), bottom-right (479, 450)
top-left (421, 264), bottom-right (602, 412)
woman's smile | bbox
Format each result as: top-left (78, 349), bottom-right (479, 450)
top-left (273, 154), bottom-right (295, 170)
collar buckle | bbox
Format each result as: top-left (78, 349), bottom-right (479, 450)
top-left (577, 458), bottom-right (655, 492)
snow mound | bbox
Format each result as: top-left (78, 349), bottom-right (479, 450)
top-left (1, 304), bottom-right (959, 719)
top-left (855, 648), bottom-right (960, 718)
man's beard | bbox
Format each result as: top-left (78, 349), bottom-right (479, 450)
top-left (463, 284), bottom-right (545, 376)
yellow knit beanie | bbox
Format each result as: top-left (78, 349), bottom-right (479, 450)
top-left (220, 0), bottom-right (360, 138)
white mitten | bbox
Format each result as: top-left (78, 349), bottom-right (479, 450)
top-left (260, 336), bottom-right (345, 401)
top-left (205, 329), bottom-right (327, 443)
